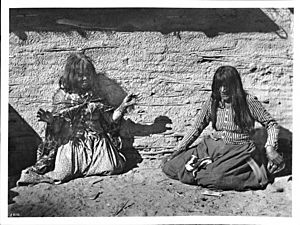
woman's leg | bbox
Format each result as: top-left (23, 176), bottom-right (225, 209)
top-left (162, 147), bottom-right (197, 183)
top-left (162, 137), bottom-right (220, 184)
top-left (45, 141), bottom-right (84, 182)
top-left (194, 142), bottom-right (269, 190)
top-left (86, 135), bottom-right (126, 176)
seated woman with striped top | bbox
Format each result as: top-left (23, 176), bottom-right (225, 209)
top-left (162, 65), bottom-right (285, 191)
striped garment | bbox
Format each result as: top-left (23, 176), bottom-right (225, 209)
top-left (176, 94), bottom-right (279, 152)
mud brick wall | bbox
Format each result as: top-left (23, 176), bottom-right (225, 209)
top-left (9, 8), bottom-right (293, 156)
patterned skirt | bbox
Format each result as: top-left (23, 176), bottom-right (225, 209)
top-left (162, 136), bottom-right (269, 191)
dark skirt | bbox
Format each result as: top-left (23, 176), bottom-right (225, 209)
top-left (162, 137), bottom-right (269, 191)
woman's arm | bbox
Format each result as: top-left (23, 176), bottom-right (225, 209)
top-left (247, 95), bottom-right (284, 173)
top-left (112, 94), bottom-right (137, 121)
top-left (44, 89), bottom-right (77, 135)
top-left (37, 108), bottom-right (64, 136)
top-left (247, 95), bottom-right (279, 150)
top-left (174, 97), bottom-right (212, 152)
top-left (112, 103), bottom-right (127, 121)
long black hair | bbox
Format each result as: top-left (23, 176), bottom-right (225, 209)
top-left (59, 53), bottom-right (97, 94)
top-left (211, 66), bottom-right (254, 132)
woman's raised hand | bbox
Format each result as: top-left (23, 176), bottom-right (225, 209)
top-left (122, 93), bottom-right (140, 107)
top-left (37, 108), bottom-right (54, 123)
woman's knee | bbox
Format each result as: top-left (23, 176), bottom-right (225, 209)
top-left (161, 159), bottom-right (180, 180)
top-left (161, 159), bottom-right (172, 175)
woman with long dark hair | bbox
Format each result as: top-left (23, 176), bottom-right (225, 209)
top-left (17, 53), bottom-right (137, 185)
top-left (162, 66), bottom-right (285, 190)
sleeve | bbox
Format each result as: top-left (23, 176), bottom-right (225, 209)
top-left (247, 95), bottom-right (279, 150)
top-left (176, 97), bottom-right (212, 151)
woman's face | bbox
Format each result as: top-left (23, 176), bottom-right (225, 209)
top-left (76, 72), bottom-right (91, 91)
top-left (219, 85), bottom-right (231, 102)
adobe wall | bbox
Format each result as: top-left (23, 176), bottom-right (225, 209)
top-left (9, 8), bottom-right (293, 153)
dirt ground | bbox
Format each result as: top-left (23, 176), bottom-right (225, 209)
top-left (8, 155), bottom-right (292, 218)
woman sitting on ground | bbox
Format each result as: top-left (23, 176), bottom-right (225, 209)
top-left (162, 65), bottom-right (285, 191)
top-left (18, 53), bottom-right (137, 185)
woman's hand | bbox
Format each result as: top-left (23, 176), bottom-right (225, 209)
top-left (266, 146), bottom-right (285, 174)
top-left (112, 93), bottom-right (139, 121)
top-left (208, 129), bottom-right (221, 141)
top-left (122, 93), bottom-right (138, 107)
top-left (37, 108), bottom-right (54, 124)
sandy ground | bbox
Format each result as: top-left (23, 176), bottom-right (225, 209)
top-left (8, 155), bottom-right (292, 218)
